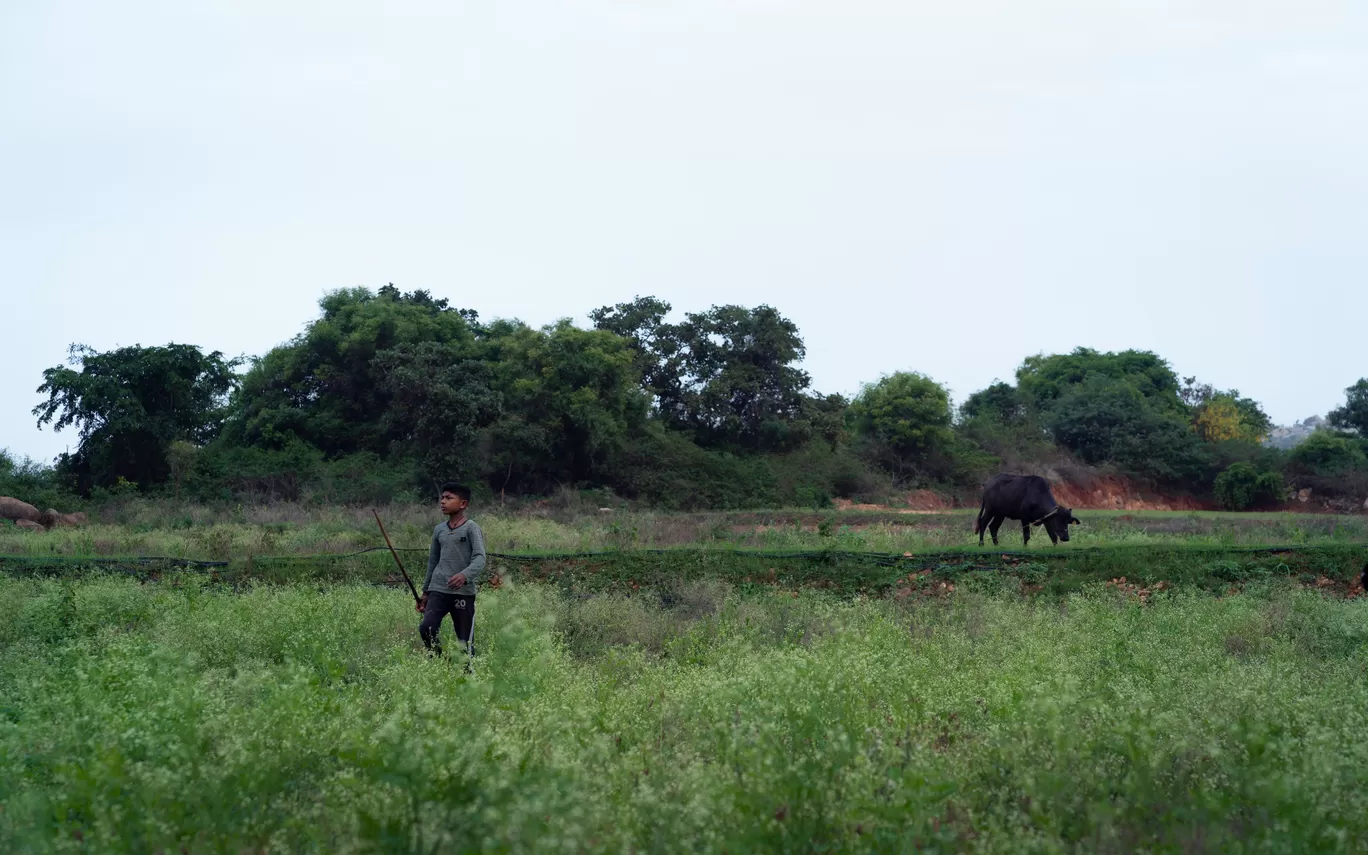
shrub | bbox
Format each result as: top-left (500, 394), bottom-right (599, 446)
top-left (1288, 431), bottom-right (1366, 477)
top-left (187, 442), bottom-right (421, 504)
top-left (0, 449), bottom-right (82, 511)
top-left (1213, 463), bottom-right (1284, 511)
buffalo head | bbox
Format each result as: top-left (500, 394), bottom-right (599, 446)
top-left (1045, 508), bottom-right (1080, 543)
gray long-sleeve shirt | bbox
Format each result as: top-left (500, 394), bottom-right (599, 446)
top-left (424, 517), bottom-right (487, 597)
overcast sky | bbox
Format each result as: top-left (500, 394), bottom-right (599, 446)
top-left (3, 0), bottom-right (1366, 463)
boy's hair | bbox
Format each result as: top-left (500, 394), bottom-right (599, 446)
top-left (440, 482), bottom-right (472, 502)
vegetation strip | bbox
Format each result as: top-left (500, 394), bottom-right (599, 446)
top-left (5, 573), bottom-right (1368, 852)
top-left (4, 543), bottom-right (1364, 600)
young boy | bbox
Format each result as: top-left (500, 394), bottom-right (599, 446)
top-left (418, 483), bottom-right (487, 662)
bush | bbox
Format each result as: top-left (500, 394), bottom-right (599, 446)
top-left (0, 449), bottom-right (82, 511)
top-left (1213, 463), bottom-right (1284, 511)
top-left (188, 442), bottom-right (421, 505)
top-left (606, 427), bottom-right (887, 510)
top-left (1288, 431), bottom-right (1367, 477)
top-left (606, 427), bottom-right (780, 510)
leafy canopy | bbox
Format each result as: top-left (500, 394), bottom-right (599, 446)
top-left (848, 372), bottom-right (955, 483)
top-left (592, 297), bottom-right (814, 451)
top-left (1288, 431), bottom-right (1366, 477)
top-left (1328, 379), bottom-right (1368, 435)
top-left (34, 344), bottom-right (241, 491)
top-left (1017, 348), bottom-right (1185, 414)
top-left (231, 284), bottom-right (478, 455)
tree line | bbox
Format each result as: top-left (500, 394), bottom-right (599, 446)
top-left (11, 285), bottom-right (1368, 511)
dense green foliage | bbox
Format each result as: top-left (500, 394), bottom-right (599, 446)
top-left (1328, 378), bottom-right (1368, 436)
top-left (0, 449), bottom-right (74, 512)
top-left (33, 344), bottom-right (240, 494)
top-left (3, 572), bottom-right (1368, 853)
top-left (590, 297), bottom-right (817, 451)
top-left (1213, 463), bottom-right (1284, 511)
top-left (1290, 432), bottom-right (1367, 477)
top-left (22, 286), bottom-right (1368, 509)
top-left (848, 372), bottom-right (955, 484)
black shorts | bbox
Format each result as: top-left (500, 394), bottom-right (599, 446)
top-left (419, 591), bottom-right (476, 654)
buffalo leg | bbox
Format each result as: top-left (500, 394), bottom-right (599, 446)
top-left (988, 516), bottom-right (1004, 546)
top-left (1021, 522), bottom-right (1030, 546)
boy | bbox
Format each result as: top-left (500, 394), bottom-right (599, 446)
top-left (418, 483), bottom-right (487, 663)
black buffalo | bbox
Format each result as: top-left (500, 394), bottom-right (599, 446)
top-left (974, 474), bottom-right (1080, 546)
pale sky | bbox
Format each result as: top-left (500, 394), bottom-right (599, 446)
top-left (3, 1), bottom-right (1366, 463)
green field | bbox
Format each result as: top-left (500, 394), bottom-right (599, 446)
top-left (3, 502), bottom-right (1367, 561)
top-left (3, 508), bottom-right (1368, 853)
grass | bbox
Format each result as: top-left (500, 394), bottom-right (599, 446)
top-left (2, 499), bottom-right (1366, 561)
top-left (3, 573), bottom-right (1368, 853)
top-left (3, 504), bottom-right (1367, 851)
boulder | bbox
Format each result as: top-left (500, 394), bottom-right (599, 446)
top-left (40, 509), bottom-right (87, 527)
top-left (0, 496), bottom-right (42, 523)
top-left (15, 519), bottom-right (46, 532)
top-left (1297, 488), bottom-right (1313, 503)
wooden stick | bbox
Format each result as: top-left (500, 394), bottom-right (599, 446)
top-left (373, 509), bottom-right (421, 604)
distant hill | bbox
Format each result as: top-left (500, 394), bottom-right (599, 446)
top-left (1264, 415), bottom-right (1326, 450)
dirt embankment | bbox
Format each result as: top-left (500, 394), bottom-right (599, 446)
top-left (1046, 473), bottom-right (1210, 512)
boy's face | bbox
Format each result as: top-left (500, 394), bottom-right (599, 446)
top-left (439, 491), bottom-right (468, 516)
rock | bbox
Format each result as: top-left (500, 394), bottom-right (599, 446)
top-left (1264, 416), bottom-right (1327, 450)
top-left (36, 508), bottom-right (88, 527)
top-left (1297, 488), bottom-right (1313, 503)
top-left (1363, 497), bottom-right (1368, 511)
top-left (598, 507), bottom-right (614, 513)
top-left (14, 519), bottom-right (46, 532)
top-left (0, 496), bottom-right (42, 524)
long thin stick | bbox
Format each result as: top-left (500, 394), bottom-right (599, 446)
top-left (373, 509), bottom-right (421, 604)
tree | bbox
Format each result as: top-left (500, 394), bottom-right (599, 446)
top-left (1192, 395), bottom-right (1264, 443)
top-left (591, 299), bottom-right (813, 451)
top-left (1012, 350), bottom-right (1229, 484)
top-left (1044, 375), bottom-right (1208, 484)
top-left (481, 320), bottom-right (648, 489)
top-left (1288, 430), bottom-right (1366, 476)
top-left (959, 382), bottom-right (1026, 424)
top-left (34, 344), bottom-right (241, 492)
top-left (1328, 379), bottom-right (1368, 435)
top-left (1017, 348), bottom-right (1185, 415)
top-left (1180, 377), bottom-right (1272, 443)
top-left (801, 393), bottom-right (850, 451)
top-left (667, 304), bottom-right (812, 449)
top-left (371, 342), bottom-right (503, 485)
top-left (588, 296), bottom-right (683, 410)
top-left (231, 285), bottom-right (477, 455)
top-left (848, 372), bottom-right (954, 484)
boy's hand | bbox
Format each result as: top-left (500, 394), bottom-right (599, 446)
top-left (448, 573), bottom-right (467, 589)
top-left (416, 594), bottom-right (428, 614)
